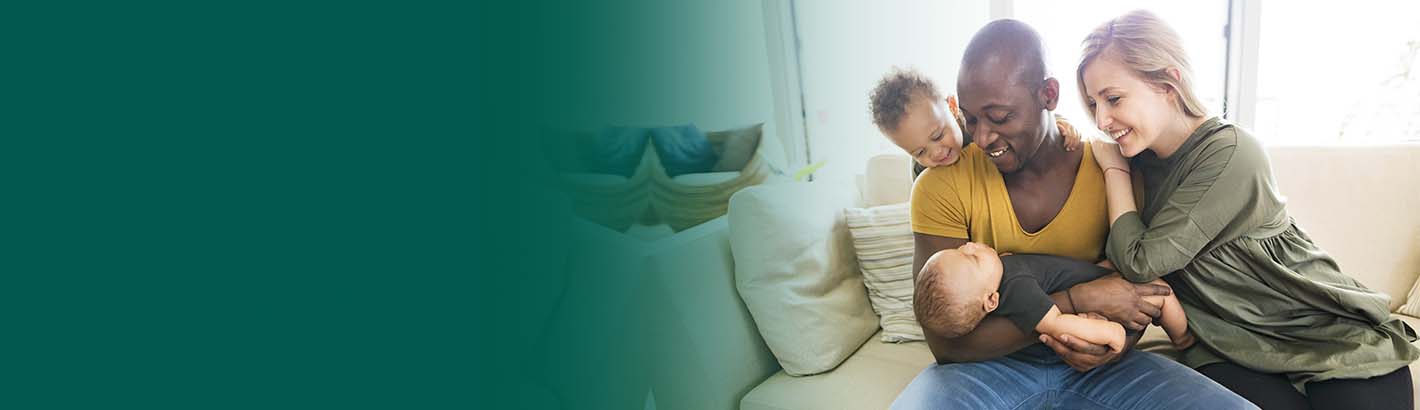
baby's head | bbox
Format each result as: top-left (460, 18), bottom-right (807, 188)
top-left (914, 242), bottom-right (1006, 338)
top-left (869, 68), bottom-right (968, 168)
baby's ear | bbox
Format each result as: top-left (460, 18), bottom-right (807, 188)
top-left (983, 292), bottom-right (1000, 312)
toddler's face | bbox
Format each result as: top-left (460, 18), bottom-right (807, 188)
top-left (883, 93), bottom-right (965, 168)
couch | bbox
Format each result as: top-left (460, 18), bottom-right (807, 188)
top-left (553, 123), bottom-right (787, 233)
top-left (645, 144), bottom-right (1420, 409)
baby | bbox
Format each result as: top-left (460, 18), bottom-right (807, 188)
top-left (915, 242), bottom-right (1194, 353)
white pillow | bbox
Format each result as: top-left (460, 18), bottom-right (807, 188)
top-left (730, 182), bottom-right (878, 376)
top-left (844, 202), bottom-right (923, 342)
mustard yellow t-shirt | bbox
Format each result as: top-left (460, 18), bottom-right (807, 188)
top-left (910, 141), bottom-right (1109, 262)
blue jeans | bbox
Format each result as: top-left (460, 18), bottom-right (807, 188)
top-left (892, 350), bottom-right (1255, 410)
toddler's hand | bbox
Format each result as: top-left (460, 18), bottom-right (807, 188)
top-left (1057, 115), bottom-right (1082, 152)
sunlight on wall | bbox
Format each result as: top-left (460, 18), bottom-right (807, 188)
top-left (792, 1), bottom-right (990, 183)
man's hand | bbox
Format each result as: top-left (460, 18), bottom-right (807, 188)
top-left (1068, 274), bottom-right (1170, 331)
top-left (1039, 325), bottom-right (1144, 372)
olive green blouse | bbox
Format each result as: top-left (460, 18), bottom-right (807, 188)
top-left (1108, 117), bottom-right (1419, 387)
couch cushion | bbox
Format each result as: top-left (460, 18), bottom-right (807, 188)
top-left (1266, 145), bottom-right (1420, 309)
top-left (730, 182), bottom-right (879, 376)
top-left (644, 217), bottom-right (780, 410)
top-left (708, 122), bottom-right (764, 172)
top-left (670, 171), bottom-right (741, 186)
top-left (584, 126), bottom-right (650, 177)
top-left (845, 202), bottom-right (923, 342)
top-left (741, 332), bottom-right (934, 410)
top-left (651, 124), bottom-right (719, 177)
top-left (862, 154), bottom-right (913, 207)
top-left (1398, 232), bottom-right (1420, 317)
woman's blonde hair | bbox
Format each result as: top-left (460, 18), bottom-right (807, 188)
top-left (1076, 10), bottom-right (1207, 123)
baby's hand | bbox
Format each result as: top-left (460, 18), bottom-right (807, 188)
top-left (1095, 259), bottom-right (1116, 271)
top-left (1057, 114), bottom-right (1082, 152)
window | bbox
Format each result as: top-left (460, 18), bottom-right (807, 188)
top-left (1012, 0), bottom-right (1420, 144)
top-left (1252, 1), bottom-right (1420, 144)
top-left (1012, 1), bottom-right (1230, 135)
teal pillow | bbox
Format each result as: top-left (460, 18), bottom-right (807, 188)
top-left (650, 124), bottom-right (718, 177)
top-left (583, 126), bottom-right (650, 177)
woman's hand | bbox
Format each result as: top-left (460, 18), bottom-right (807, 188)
top-left (1057, 114), bottom-right (1082, 152)
top-left (1067, 274), bottom-right (1170, 331)
top-left (1092, 135), bottom-right (1140, 225)
top-left (1091, 138), bottom-right (1129, 172)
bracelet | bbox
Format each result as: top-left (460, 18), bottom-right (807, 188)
top-left (1065, 288), bottom-right (1077, 313)
top-left (1104, 166), bottom-right (1130, 175)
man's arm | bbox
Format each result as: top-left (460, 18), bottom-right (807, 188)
top-left (912, 232), bottom-right (966, 282)
top-left (917, 233), bottom-right (999, 363)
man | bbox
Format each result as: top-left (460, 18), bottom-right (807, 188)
top-left (886, 19), bottom-right (1252, 409)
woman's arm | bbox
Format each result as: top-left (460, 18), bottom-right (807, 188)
top-left (1091, 134), bottom-right (1261, 282)
top-left (1091, 141), bottom-right (1138, 225)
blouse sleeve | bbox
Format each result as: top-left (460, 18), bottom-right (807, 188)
top-left (1107, 136), bottom-right (1261, 282)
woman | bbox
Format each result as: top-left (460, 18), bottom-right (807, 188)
top-left (1078, 10), bottom-right (1419, 409)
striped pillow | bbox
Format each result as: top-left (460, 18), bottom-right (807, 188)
top-left (844, 202), bottom-right (923, 342)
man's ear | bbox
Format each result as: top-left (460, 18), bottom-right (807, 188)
top-left (984, 292), bottom-right (1000, 313)
top-left (1039, 77), bottom-right (1060, 111)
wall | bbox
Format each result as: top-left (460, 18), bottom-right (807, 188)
top-left (791, 1), bottom-right (990, 182)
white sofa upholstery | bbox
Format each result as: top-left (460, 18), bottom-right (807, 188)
top-left (650, 144), bottom-right (1420, 409)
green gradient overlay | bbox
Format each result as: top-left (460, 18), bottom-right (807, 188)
top-left (517, 1), bottom-right (785, 409)
top-left (3, 0), bottom-right (777, 408)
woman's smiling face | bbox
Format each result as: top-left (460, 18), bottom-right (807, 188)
top-left (1081, 53), bottom-right (1180, 158)
top-left (883, 93), bottom-right (965, 168)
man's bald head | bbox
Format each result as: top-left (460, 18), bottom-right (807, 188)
top-left (960, 19), bottom-right (1050, 89)
top-left (954, 19), bottom-right (1062, 175)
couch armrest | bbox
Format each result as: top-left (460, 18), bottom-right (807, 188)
top-left (645, 216), bottom-right (780, 409)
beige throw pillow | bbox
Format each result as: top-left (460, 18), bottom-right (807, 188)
top-left (730, 182), bottom-right (878, 376)
top-left (844, 202), bottom-right (923, 342)
top-left (707, 123), bottom-right (763, 172)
